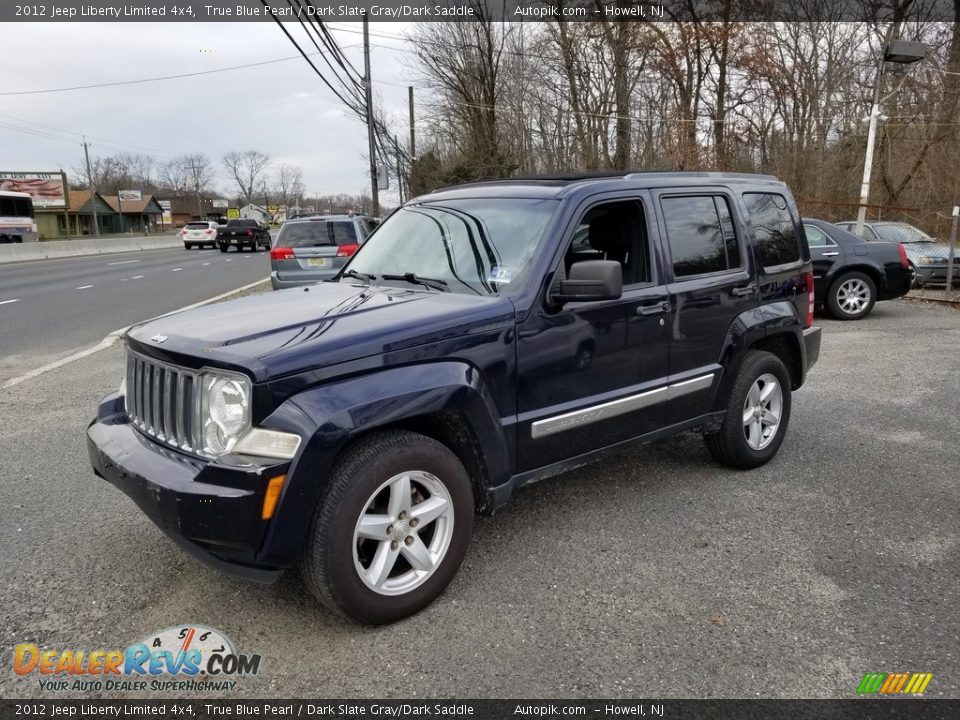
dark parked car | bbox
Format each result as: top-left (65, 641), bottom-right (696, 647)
top-left (88, 172), bottom-right (820, 624)
top-left (803, 218), bottom-right (912, 320)
top-left (834, 220), bottom-right (958, 288)
top-left (217, 218), bottom-right (271, 252)
top-left (269, 214), bottom-right (377, 289)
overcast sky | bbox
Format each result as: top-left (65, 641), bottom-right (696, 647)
top-left (1, 22), bottom-right (417, 205)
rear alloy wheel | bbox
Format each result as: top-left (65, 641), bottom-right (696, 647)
top-left (827, 271), bottom-right (875, 320)
top-left (300, 430), bottom-right (474, 624)
top-left (704, 350), bottom-right (792, 469)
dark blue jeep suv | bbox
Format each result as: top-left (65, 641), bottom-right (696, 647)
top-left (88, 172), bottom-right (821, 624)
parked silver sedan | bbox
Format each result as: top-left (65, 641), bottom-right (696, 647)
top-left (269, 214), bottom-right (377, 290)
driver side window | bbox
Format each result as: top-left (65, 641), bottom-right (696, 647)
top-left (564, 200), bottom-right (650, 286)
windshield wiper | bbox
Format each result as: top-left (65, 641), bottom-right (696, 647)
top-left (340, 269), bottom-right (376, 283)
top-left (381, 273), bottom-right (450, 292)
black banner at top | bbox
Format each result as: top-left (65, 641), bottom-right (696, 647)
top-left (2, 0), bottom-right (957, 23)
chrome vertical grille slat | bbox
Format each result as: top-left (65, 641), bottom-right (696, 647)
top-left (125, 350), bottom-right (201, 453)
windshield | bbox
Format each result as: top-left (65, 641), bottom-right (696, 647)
top-left (872, 224), bottom-right (934, 243)
top-left (342, 198), bottom-right (558, 295)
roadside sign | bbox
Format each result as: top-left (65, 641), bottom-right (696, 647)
top-left (118, 189), bottom-right (142, 202)
top-left (226, 208), bottom-right (240, 219)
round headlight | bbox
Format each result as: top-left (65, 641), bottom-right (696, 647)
top-left (202, 373), bottom-right (251, 455)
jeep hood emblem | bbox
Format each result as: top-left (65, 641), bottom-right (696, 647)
top-left (150, 333), bottom-right (168, 344)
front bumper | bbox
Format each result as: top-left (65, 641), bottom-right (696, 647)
top-left (86, 394), bottom-right (287, 582)
top-left (915, 265), bottom-right (960, 287)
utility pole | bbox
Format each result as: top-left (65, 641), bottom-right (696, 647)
top-left (395, 135), bottom-right (403, 204)
top-left (187, 161), bottom-right (204, 219)
top-left (82, 137), bottom-right (100, 237)
top-left (408, 85), bottom-right (416, 159)
top-left (363, 15), bottom-right (380, 217)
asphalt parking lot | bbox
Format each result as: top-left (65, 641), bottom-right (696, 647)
top-left (1, 298), bottom-right (958, 699)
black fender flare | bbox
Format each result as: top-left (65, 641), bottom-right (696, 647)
top-left (712, 302), bottom-right (806, 411)
top-left (255, 361), bottom-right (510, 567)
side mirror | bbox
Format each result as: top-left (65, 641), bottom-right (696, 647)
top-left (551, 260), bottom-right (622, 303)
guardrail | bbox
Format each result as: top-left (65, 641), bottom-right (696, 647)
top-left (0, 236), bottom-right (183, 264)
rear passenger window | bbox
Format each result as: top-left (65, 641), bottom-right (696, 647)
top-left (661, 195), bottom-right (741, 278)
top-left (803, 225), bottom-right (833, 247)
top-left (743, 193), bottom-right (801, 267)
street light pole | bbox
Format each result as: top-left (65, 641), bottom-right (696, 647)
top-left (855, 56), bottom-right (887, 238)
top-left (855, 40), bottom-right (927, 237)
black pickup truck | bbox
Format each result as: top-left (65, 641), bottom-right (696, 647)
top-left (88, 172), bottom-right (821, 624)
top-left (217, 218), bottom-right (271, 252)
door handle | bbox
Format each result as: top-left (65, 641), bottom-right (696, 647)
top-left (730, 285), bottom-right (757, 297)
top-left (636, 301), bottom-right (671, 316)
top-left (821, 252), bottom-right (840, 257)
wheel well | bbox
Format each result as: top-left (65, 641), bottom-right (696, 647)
top-left (831, 264), bottom-right (883, 295)
top-left (379, 411), bottom-right (492, 513)
top-left (750, 333), bottom-right (802, 390)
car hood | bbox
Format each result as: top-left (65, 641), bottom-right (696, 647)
top-left (126, 282), bottom-right (516, 381)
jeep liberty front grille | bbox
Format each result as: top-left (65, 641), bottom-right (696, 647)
top-left (125, 351), bottom-right (200, 453)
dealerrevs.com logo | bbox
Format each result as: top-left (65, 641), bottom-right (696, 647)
top-left (14, 624), bottom-right (260, 693)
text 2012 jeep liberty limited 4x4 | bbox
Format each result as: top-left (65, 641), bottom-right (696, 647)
top-left (88, 173), bottom-right (821, 624)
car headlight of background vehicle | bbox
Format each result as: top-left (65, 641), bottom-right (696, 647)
top-left (919, 256), bottom-right (948, 265)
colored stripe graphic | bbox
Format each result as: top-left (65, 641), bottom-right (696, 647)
top-left (858, 672), bottom-right (933, 695)
top-left (858, 673), bottom-right (886, 694)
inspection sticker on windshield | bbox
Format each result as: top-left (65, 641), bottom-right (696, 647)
top-left (489, 266), bottom-right (513, 284)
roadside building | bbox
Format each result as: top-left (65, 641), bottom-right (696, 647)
top-left (44, 190), bottom-right (117, 237)
top-left (239, 203), bottom-right (270, 223)
top-left (102, 194), bottom-right (164, 233)
top-left (165, 196), bottom-right (229, 227)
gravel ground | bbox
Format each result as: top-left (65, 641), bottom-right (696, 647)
top-left (1, 298), bottom-right (957, 699)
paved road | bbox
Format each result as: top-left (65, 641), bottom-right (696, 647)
top-left (0, 246), bottom-right (269, 384)
top-left (0, 299), bottom-right (957, 699)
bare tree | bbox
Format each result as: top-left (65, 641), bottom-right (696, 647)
top-left (223, 150), bottom-right (271, 206)
top-left (273, 163), bottom-right (305, 210)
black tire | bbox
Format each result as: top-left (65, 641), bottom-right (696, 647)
top-left (184, 243), bottom-right (193, 250)
top-left (300, 430), bottom-right (474, 624)
top-left (219, 244), bottom-right (229, 253)
top-left (704, 350), bottom-right (792, 469)
top-left (826, 271), bottom-right (876, 320)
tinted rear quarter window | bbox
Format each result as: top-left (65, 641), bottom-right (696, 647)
top-left (277, 221), bottom-right (357, 248)
top-left (743, 193), bottom-right (802, 267)
top-left (186, 222), bottom-right (211, 230)
top-left (661, 195), bottom-right (741, 277)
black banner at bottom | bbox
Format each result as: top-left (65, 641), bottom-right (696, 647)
top-left (4, 700), bottom-right (959, 720)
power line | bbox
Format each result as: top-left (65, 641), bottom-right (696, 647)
top-left (0, 53), bottom-right (318, 96)
top-left (0, 113), bottom-right (168, 154)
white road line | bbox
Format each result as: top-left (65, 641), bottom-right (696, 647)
top-left (75, 285), bottom-right (94, 290)
top-left (226, 259), bottom-right (232, 262)
top-left (131, 275), bottom-right (144, 279)
top-left (171, 267), bottom-right (182, 272)
top-left (0, 298), bottom-right (20, 305)
top-left (107, 259), bottom-right (140, 266)
top-left (1, 276), bottom-right (268, 389)
top-left (202, 262), bottom-right (210, 266)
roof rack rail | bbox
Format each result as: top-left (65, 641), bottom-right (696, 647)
top-left (429, 169), bottom-right (781, 193)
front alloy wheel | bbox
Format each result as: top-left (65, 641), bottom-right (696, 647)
top-left (353, 471), bottom-right (455, 595)
top-left (300, 430), bottom-right (474, 624)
